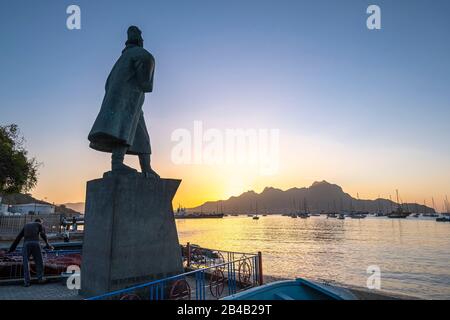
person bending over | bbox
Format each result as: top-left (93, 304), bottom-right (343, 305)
top-left (8, 218), bottom-right (54, 287)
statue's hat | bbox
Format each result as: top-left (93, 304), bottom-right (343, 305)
top-left (127, 26), bottom-right (143, 45)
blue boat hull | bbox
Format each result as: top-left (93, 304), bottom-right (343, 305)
top-left (222, 278), bottom-right (345, 300)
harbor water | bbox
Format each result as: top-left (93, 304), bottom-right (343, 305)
top-left (176, 215), bottom-right (450, 299)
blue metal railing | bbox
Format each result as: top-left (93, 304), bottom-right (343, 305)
top-left (87, 253), bottom-right (261, 300)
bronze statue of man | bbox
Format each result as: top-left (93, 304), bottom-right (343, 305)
top-left (88, 26), bottom-right (159, 178)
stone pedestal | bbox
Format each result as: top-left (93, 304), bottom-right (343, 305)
top-left (79, 172), bottom-right (183, 298)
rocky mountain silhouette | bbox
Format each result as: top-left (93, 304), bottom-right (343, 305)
top-left (188, 181), bottom-right (434, 214)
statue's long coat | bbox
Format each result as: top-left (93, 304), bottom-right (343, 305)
top-left (88, 44), bottom-right (154, 155)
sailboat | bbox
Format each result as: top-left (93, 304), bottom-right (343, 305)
top-left (288, 198), bottom-right (298, 218)
top-left (423, 197), bottom-right (439, 217)
top-left (298, 198), bottom-right (310, 219)
top-left (387, 190), bottom-right (411, 218)
top-left (443, 196), bottom-right (450, 217)
top-left (253, 201), bottom-right (260, 219)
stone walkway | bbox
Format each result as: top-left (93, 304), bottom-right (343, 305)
top-left (0, 276), bottom-right (413, 300)
top-left (0, 281), bottom-right (81, 300)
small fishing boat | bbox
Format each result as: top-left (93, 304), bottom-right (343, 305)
top-left (423, 213), bottom-right (439, 218)
top-left (176, 213), bottom-right (224, 219)
top-left (387, 207), bottom-right (410, 219)
top-left (350, 213), bottom-right (366, 219)
top-left (253, 215), bottom-right (260, 220)
top-left (387, 190), bottom-right (411, 218)
top-left (222, 278), bottom-right (353, 300)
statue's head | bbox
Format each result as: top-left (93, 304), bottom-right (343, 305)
top-left (126, 26), bottom-right (143, 47)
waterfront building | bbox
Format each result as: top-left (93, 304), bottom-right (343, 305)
top-left (8, 203), bottom-right (55, 215)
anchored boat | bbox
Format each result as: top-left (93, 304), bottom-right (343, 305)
top-left (387, 190), bottom-right (411, 218)
top-left (436, 216), bottom-right (450, 222)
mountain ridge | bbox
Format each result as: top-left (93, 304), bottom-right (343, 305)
top-left (188, 181), bottom-right (435, 214)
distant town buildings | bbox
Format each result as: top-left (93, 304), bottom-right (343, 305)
top-left (0, 197), bottom-right (55, 216)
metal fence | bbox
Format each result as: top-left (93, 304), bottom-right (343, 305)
top-left (0, 214), bottom-right (63, 236)
top-left (88, 245), bottom-right (263, 300)
top-left (1, 243), bottom-right (263, 300)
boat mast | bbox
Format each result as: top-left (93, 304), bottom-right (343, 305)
top-left (357, 193), bottom-right (360, 212)
top-left (304, 197), bottom-right (308, 214)
top-left (396, 189), bottom-right (399, 205)
top-left (432, 197), bottom-right (436, 214)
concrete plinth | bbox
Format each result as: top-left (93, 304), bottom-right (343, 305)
top-left (79, 172), bottom-right (183, 298)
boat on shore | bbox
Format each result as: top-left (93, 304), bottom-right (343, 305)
top-left (222, 278), bottom-right (347, 300)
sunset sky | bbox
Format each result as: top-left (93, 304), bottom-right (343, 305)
top-left (1, 0), bottom-right (449, 210)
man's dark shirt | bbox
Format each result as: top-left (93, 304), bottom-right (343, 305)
top-left (9, 222), bottom-right (49, 252)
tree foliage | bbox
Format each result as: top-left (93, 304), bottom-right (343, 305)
top-left (0, 124), bottom-right (39, 194)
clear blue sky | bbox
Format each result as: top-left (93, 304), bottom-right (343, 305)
top-left (0, 0), bottom-right (449, 206)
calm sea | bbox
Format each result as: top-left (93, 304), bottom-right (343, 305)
top-left (176, 215), bottom-right (450, 299)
